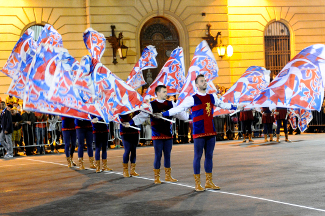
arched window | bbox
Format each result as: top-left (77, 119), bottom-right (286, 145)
top-left (264, 22), bottom-right (290, 77)
top-left (26, 25), bottom-right (44, 41)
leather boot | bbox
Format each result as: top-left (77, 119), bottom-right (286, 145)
top-left (66, 157), bottom-right (72, 168)
top-left (205, 173), bottom-right (220, 190)
top-left (264, 134), bottom-right (268, 142)
top-left (123, 163), bottom-right (130, 177)
top-left (248, 133), bottom-right (254, 142)
top-left (153, 169), bottom-right (161, 184)
top-left (95, 160), bottom-right (101, 173)
top-left (102, 159), bottom-right (113, 171)
top-left (130, 163), bottom-right (140, 176)
top-left (165, 167), bottom-right (178, 182)
top-left (285, 133), bottom-right (291, 142)
top-left (70, 155), bottom-right (77, 166)
top-left (269, 134), bottom-right (273, 142)
top-left (194, 174), bottom-right (205, 191)
top-left (89, 157), bottom-right (96, 169)
top-left (276, 134), bottom-right (280, 142)
top-left (78, 157), bottom-right (85, 170)
top-left (242, 134), bottom-right (246, 142)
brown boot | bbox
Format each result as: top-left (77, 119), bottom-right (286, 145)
top-left (66, 157), bottom-right (72, 168)
top-left (242, 134), bottom-right (247, 142)
top-left (165, 167), bottom-right (178, 182)
top-left (130, 163), bottom-right (139, 176)
top-left (89, 157), bottom-right (96, 169)
top-left (123, 163), bottom-right (130, 177)
top-left (285, 133), bottom-right (291, 142)
top-left (70, 155), bottom-right (77, 166)
top-left (194, 174), bottom-right (205, 191)
top-left (269, 134), bottom-right (273, 142)
top-left (205, 173), bottom-right (220, 190)
top-left (264, 134), bottom-right (268, 142)
top-left (248, 134), bottom-right (254, 142)
top-left (95, 160), bottom-right (101, 173)
top-left (102, 159), bottom-right (113, 171)
top-left (276, 134), bottom-right (280, 142)
top-left (153, 169), bottom-right (161, 184)
top-left (78, 157), bottom-right (85, 170)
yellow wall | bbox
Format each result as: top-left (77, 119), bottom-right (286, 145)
top-left (228, 0), bottom-right (325, 83)
top-left (1, 0), bottom-right (325, 100)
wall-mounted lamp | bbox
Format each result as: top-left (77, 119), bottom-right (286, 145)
top-left (106, 25), bottom-right (128, 64)
top-left (201, 13), bottom-right (233, 58)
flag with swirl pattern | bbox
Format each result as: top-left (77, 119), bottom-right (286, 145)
top-left (214, 66), bottom-right (270, 116)
top-left (249, 44), bottom-right (325, 111)
top-left (177, 40), bottom-right (219, 105)
top-left (288, 108), bottom-right (313, 132)
top-left (143, 47), bottom-right (185, 99)
top-left (126, 45), bottom-right (158, 89)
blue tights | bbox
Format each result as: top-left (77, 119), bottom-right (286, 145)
top-left (122, 134), bottom-right (139, 164)
top-left (77, 128), bottom-right (93, 158)
top-left (63, 130), bottom-right (76, 158)
top-left (94, 133), bottom-right (108, 161)
top-left (193, 136), bottom-right (216, 174)
top-left (153, 139), bottom-right (173, 169)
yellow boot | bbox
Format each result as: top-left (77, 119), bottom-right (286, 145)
top-left (285, 133), bottom-right (291, 142)
top-left (165, 167), bottom-right (178, 182)
top-left (78, 157), bottom-right (85, 170)
top-left (153, 169), bottom-right (161, 184)
top-left (276, 134), bottom-right (280, 142)
top-left (248, 133), bottom-right (254, 142)
top-left (264, 134), bottom-right (268, 142)
top-left (194, 174), bottom-right (205, 192)
top-left (89, 157), bottom-right (96, 169)
top-left (66, 157), bottom-right (72, 168)
top-left (102, 159), bottom-right (113, 171)
top-left (205, 173), bottom-right (220, 190)
top-left (95, 160), bottom-right (101, 173)
top-left (130, 163), bottom-right (140, 176)
top-left (269, 134), bottom-right (273, 142)
top-left (123, 163), bottom-right (130, 177)
top-left (242, 134), bottom-right (246, 142)
top-left (70, 154), bottom-right (77, 166)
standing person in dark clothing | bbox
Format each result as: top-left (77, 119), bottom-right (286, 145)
top-left (61, 117), bottom-right (77, 168)
top-left (11, 107), bottom-right (22, 156)
top-left (1, 104), bottom-right (13, 158)
top-left (261, 107), bottom-right (275, 142)
top-left (21, 110), bottom-right (36, 155)
top-left (240, 110), bottom-right (254, 142)
top-left (91, 116), bottom-right (112, 173)
top-left (275, 107), bottom-right (291, 142)
top-left (119, 111), bottom-right (140, 177)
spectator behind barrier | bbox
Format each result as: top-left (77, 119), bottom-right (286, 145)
top-left (1, 103), bottom-right (14, 158)
top-left (11, 107), bottom-right (22, 156)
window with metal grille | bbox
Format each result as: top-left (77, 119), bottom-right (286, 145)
top-left (264, 22), bottom-right (290, 77)
top-left (27, 25), bottom-right (44, 41)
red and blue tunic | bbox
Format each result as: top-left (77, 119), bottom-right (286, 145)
top-left (91, 117), bottom-right (109, 133)
top-left (262, 107), bottom-right (274, 123)
top-left (74, 119), bottom-right (92, 129)
top-left (276, 108), bottom-right (288, 120)
top-left (191, 94), bottom-right (216, 139)
top-left (239, 110), bottom-right (254, 121)
top-left (61, 117), bottom-right (75, 131)
top-left (150, 100), bottom-right (174, 140)
top-left (119, 111), bottom-right (140, 135)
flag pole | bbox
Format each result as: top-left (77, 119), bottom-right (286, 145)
top-left (96, 121), bottom-right (140, 130)
top-left (140, 109), bottom-right (175, 123)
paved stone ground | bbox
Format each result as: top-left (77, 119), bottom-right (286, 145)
top-left (1, 133), bottom-right (325, 216)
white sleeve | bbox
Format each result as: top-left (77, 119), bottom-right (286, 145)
top-left (172, 101), bottom-right (189, 120)
top-left (132, 111), bottom-right (150, 126)
top-left (212, 94), bottom-right (233, 110)
top-left (166, 96), bottom-right (194, 116)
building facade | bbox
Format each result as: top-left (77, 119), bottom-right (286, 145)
top-left (0, 0), bottom-right (324, 99)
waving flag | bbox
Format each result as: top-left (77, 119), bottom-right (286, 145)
top-left (126, 45), bottom-right (158, 89)
top-left (3, 29), bottom-right (38, 99)
top-left (214, 66), bottom-right (270, 116)
top-left (144, 47), bottom-right (185, 99)
top-left (21, 25), bottom-right (89, 119)
top-left (288, 108), bottom-right (313, 132)
top-left (249, 44), bottom-right (325, 111)
top-left (177, 40), bottom-right (219, 105)
top-left (83, 28), bottom-right (106, 60)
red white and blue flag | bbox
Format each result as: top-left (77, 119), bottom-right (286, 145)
top-left (249, 44), bottom-right (325, 111)
top-left (214, 66), bottom-right (270, 116)
top-left (177, 40), bottom-right (219, 105)
top-left (288, 108), bottom-right (313, 132)
top-left (126, 45), bottom-right (158, 89)
top-left (144, 47), bottom-right (185, 99)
